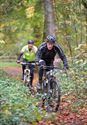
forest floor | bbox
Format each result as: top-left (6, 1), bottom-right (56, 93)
top-left (1, 66), bottom-right (38, 86)
top-left (0, 66), bottom-right (87, 125)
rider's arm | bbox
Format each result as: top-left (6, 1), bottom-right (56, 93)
top-left (17, 52), bottom-right (23, 61)
top-left (36, 42), bottom-right (46, 61)
top-left (55, 44), bottom-right (69, 69)
top-left (17, 46), bottom-right (25, 61)
top-left (36, 48), bottom-right (42, 61)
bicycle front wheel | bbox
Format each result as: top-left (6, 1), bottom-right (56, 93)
top-left (47, 80), bottom-right (61, 112)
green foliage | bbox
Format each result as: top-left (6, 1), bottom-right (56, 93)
top-left (0, 58), bottom-right (86, 124)
top-left (0, 0), bottom-right (87, 56)
top-left (0, 0), bottom-right (43, 56)
top-left (54, 57), bottom-right (87, 113)
top-left (0, 70), bottom-right (45, 125)
top-left (54, 0), bottom-right (87, 55)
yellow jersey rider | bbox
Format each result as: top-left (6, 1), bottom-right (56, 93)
top-left (17, 40), bottom-right (37, 87)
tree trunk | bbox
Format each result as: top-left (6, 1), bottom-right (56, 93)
top-left (43, 0), bottom-right (56, 40)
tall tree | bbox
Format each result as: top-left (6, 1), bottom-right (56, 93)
top-left (43, 0), bottom-right (56, 39)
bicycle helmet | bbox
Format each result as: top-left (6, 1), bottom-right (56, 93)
top-left (46, 35), bottom-right (56, 44)
top-left (28, 40), bottom-right (34, 44)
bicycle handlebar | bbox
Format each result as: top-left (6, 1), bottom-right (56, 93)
top-left (19, 61), bottom-right (68, 72)
top-left (20, 61), bottom-right (39, 66)
top-left (42, 65), bottom-right (68, 76)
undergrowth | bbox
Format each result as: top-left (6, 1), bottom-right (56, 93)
top-left (0, 70), bottom-right (45, 125)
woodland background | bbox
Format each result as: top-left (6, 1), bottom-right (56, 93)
top-left (0, 0), bottom-right (87, 125)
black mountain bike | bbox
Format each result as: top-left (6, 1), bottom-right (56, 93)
top-left (38, 66), bottom-right (64, 112)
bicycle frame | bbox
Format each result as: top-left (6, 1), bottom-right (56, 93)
top-left (20, 61), bottom-right (38, 86)
top-left (42, 66), bottom-right (57, 93)
top-left (43, 66), bottom-right (62, 81)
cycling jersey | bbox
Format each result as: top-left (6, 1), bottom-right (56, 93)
top-left (21, 45), bottom-right (37, 61)
top-left (36, 42), bottom-right (68, 68)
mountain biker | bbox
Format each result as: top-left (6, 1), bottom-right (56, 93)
top-left (36, 35), bottom-right (69, 89)
top-left (17, 40), bottom-right (37, 88)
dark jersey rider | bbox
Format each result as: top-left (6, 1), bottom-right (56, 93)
top-left (36, 35), bottom-right (69, 89)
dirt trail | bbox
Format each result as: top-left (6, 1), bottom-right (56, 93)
top-left (1, 66), bottom-right (38, 86)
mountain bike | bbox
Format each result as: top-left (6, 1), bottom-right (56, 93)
top-left (20, 61), bottom-right (38, 91)
top-left (38, 66), bottom-right (65, 112)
